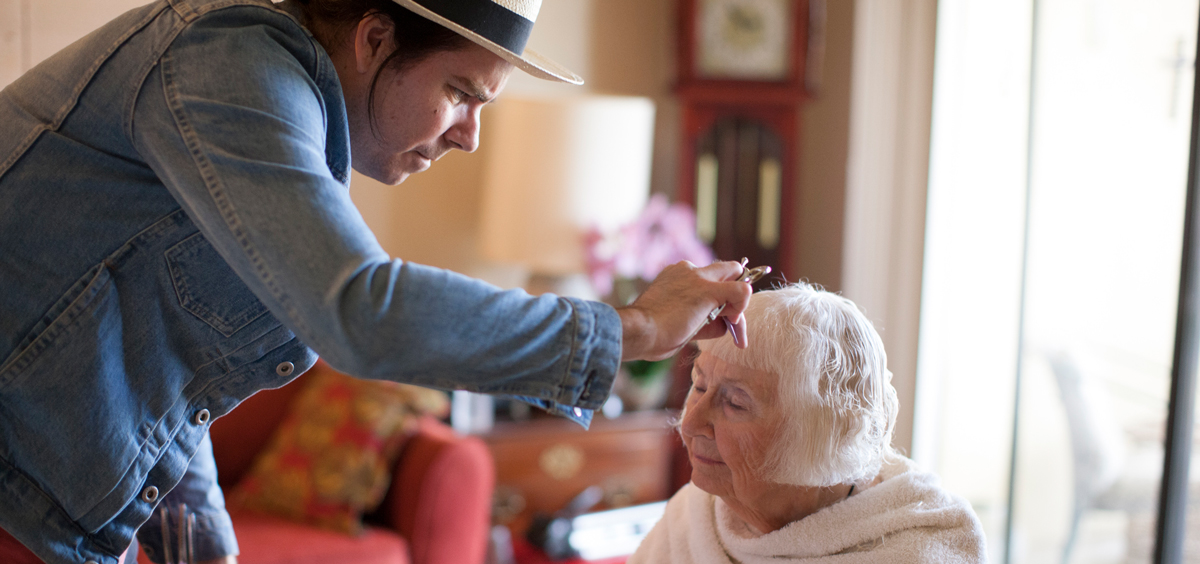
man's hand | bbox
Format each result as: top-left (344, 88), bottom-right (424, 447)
top-left (616, 260), bottom-right (753, 361)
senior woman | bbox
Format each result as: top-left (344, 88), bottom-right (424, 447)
top-left (630, 283), bottom-right (985, 564)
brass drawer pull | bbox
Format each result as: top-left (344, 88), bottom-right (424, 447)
top-left (539, 443), bottom-right (584, 480)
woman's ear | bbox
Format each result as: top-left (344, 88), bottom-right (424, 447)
top-left (352, 13), bottom-right (395, 74)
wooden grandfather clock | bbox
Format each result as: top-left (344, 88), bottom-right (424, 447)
top-left (676, 0), bottom-right (822, 283)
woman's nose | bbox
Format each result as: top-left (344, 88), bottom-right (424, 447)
top-left (680, 395), bottom-right (714, 439)
top-left (446, 106), bottom-right (481, 153)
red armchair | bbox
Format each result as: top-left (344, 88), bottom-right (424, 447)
top-left (203, 361), bottom-right (495, 564)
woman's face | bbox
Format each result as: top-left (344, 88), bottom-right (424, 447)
top-left (680, 351), bottom-right (783, 502)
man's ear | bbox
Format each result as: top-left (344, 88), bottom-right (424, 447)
top-left (352, 13), bottom-right (394, 75)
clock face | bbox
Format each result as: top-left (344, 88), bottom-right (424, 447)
top-left (696, 0), bottom-right (793, 80)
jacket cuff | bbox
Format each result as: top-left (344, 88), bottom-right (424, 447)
top-left (539, 298), bottom-right (623, 429)
top-left (567, 298), bottom-right (622, 405)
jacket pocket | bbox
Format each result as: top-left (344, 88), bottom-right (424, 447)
top-left (165, 233), bottom-right (268, 337)
top-left (0, 264), bottom-right (113, 390)
top-left (0, 263), bottom-right (145, 526)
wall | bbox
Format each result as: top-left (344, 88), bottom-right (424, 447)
top-left (797, 0), bottom-right (854, 292)
top-left (840, 0), bottom-right (938, 459)
top-left (0, 0), bottom-right (152, 87)
top-left (0, 0), bottom-right (19, 86)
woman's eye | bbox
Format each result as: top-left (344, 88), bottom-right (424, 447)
top-left (722, 392), bottom-right (747, 410)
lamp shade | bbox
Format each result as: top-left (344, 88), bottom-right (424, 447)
top-left (479, 95), bottom-right (656, 276)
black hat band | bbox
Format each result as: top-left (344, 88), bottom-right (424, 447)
top-left (411, 0), bottom-right (534, 55)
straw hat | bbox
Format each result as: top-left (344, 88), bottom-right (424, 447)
top-left (391, 0), bottom-right (583, 85)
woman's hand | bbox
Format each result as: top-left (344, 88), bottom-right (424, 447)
top-left (617, 260), bottom-right (753, 361)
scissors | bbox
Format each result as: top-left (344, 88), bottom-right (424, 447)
top-left (709, 258), bottom-right (771, 346)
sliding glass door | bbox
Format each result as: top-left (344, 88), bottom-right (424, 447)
top-left (919, 1), bottom-right (1200, 562)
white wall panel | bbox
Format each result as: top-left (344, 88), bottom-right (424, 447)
top-left (842, 0), bottom-right (938, 460)
top-left (27, 0), bottom-right (146, 67)
top-left (0, 0), bottom-right (22, 88)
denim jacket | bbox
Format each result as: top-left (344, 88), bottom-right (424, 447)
top-left (0, 0), bottom-right (621, 562)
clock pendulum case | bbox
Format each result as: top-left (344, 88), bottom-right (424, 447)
top-left (675, 0), bottom-right (824, 285)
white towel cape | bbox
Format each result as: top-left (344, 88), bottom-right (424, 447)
top-left (629, 458), bottom-right (986, 564)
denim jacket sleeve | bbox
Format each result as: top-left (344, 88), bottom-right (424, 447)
top-left (130, 7), bottom-right (621, 413)
top-left (136, 433), bottom-right (238, 564)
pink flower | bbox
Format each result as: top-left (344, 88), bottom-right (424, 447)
top-left (583, 227), bottom-right (618, 297)
top-left (584, 195), bottom-right (714, 301)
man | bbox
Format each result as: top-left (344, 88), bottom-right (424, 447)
top-left (0, 0), bottom-right (752, 563)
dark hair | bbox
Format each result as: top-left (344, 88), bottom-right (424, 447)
top-left (296, 0), bottom-right (472, 131)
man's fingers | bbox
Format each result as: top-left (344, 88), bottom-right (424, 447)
top-left (697, 259), bottom-right (747, 282)
top-left (622, 259), bottom-right (759, 360)
top-left (692, 318), bottom-right (730, 341)
top-left (702, 273), bottom-right (752, 347)
top-left (714, 278), bottom-right (754, 318)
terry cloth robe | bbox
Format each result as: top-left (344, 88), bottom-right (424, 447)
top-left (629, 458), bottom-right (986, 564)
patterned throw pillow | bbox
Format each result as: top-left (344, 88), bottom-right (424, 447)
top-left (229, 366), bottom-right (450, 535)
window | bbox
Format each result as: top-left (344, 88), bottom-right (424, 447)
top-left (919, 1), bottom-right (1200, 562)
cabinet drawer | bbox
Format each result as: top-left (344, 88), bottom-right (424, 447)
top-left (483, 411), bottom-right (675, 536)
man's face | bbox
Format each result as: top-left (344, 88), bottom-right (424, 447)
top-left (349, 42), bottom-right (513, 185)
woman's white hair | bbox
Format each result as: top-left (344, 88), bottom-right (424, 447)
top-left (697, 282), bottom-right (899, 487)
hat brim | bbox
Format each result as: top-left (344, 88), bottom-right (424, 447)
top-left (391, 0), bottom-right (584, 85)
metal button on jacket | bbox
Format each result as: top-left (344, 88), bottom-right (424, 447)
top-left (193, 409), bottom-right (210, 425)
top-left (276, 361), bottom-right (295, 377)
top-left (141, 486), bottom-right (159, 503)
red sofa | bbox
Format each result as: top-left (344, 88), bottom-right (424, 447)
top-left (0, 361), bottom-right (495, 564)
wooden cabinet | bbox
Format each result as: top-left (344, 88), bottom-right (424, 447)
top-left (481, 411), bottom-right (676, 537)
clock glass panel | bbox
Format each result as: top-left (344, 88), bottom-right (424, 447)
top-left (696, 0), bottom-right (793, 80)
